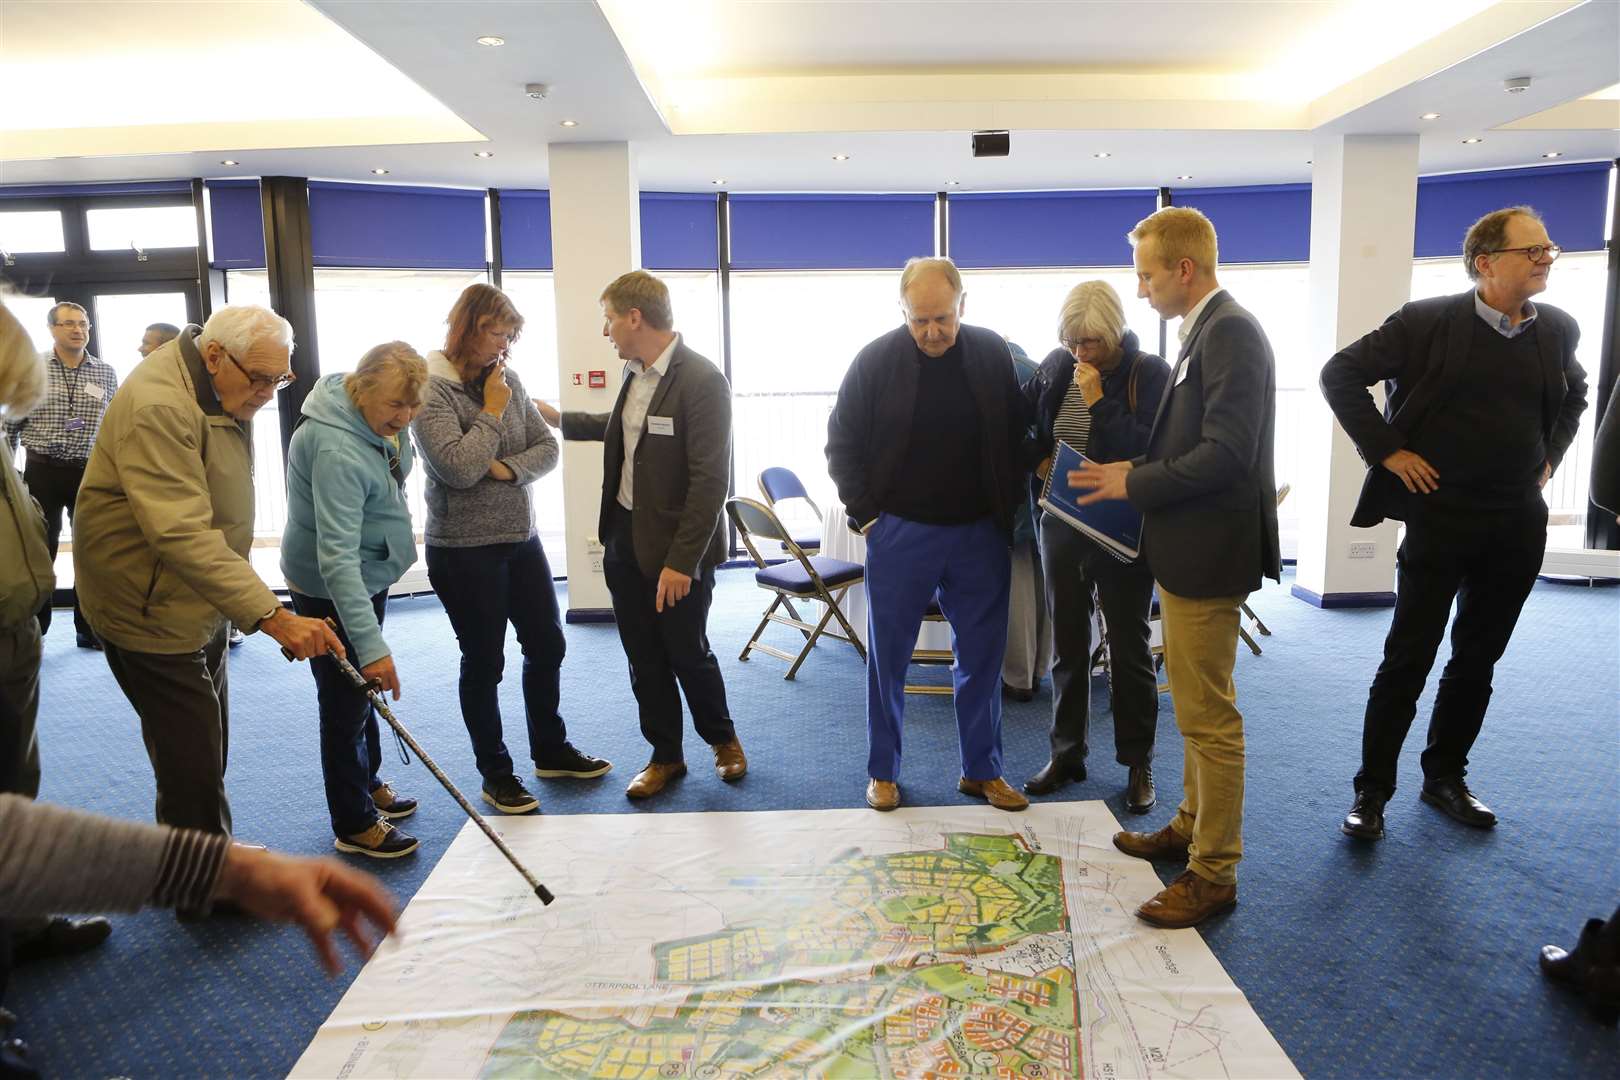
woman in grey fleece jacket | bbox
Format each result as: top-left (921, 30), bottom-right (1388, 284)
top-left (412, 285), bottom-right (610, 816)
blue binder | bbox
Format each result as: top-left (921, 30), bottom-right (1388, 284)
top-left (1038, 440), bottom-right (1142, 561)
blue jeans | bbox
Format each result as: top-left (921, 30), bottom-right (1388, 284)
top-left (426, 537), bottom-right (569, 781)
top-left (288, 589), bottom-right (387, 838)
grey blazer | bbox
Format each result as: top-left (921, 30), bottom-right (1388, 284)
top-left (1126, 290), bottom-right (1282, 599)
top-left (560, 339), bottom-right (732, 579)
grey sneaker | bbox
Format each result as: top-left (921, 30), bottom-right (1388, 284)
top-left (482, 774), bottom-right (540, 814)
top-left (334, 819), bottom-right (419, 859)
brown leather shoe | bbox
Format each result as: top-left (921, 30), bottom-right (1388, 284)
top-left (625, 761), bottom-right (686, 799)
top-left (866, 778), bottom-right (900, 811)
top-left (712, 739), bottom-right (747, 781)
top-left (1135, 869), bottom-right (1237, 928)
top-left (1112, 823), bottom-right (1191, 860)
top-left (958, 776), bottom-right (1029, 812)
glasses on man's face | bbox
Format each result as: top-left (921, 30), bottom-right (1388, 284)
top-left (1490, 244), bottom-right (1562, 263)
top-left (53, 319), bottom-right (90, 330)
top-left (225, 349), bottom-right (296, 392)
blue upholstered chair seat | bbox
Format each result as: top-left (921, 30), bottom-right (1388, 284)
top-left (780, 533), bottom-right (822, 553)
top-left (755, 556), bottom-right (864, 594)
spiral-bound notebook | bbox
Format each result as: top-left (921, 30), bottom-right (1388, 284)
top-left (1038, 440), bottom-right (1142, 561)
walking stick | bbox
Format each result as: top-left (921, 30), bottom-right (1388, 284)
top-left (283, 620), bottom-right (554, 905)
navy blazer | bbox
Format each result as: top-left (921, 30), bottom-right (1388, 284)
top-left (1319, 290), bottom-right (1588, 527)
top-left (1126, 290), bottom-right (1282, 599)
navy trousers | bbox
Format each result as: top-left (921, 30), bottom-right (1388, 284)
top-left (864, 514), bottom-right (1011, 782)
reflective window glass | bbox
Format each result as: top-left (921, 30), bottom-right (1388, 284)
top-left (85, 204), bottom-right (198, 251)
top-left (0, 210), bottom-right (66, 254)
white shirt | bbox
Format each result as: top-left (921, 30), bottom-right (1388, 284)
top-left (616, 333), bottom-right (679, 510)
top-left (1176, 286), bottom-right (1226, 348)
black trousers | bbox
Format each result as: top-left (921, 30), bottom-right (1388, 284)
top-left (1040, 513), bottom-right (1159, 770)
top-left (602, 503), bottom-right (734, 764)
top-left (21, 457), bottom-right (90, 640)
top-left (1355, 497), bottom-right (1547, 796)
top-left (103, 626), bottom-right (233, 834)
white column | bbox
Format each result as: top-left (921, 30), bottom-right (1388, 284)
top-left (1293, 134), bottom-right (1418, 607)
top-left (548, 142), bottom-right (640, 616)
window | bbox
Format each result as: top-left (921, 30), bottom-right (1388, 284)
top-left (3, 293), bottom-right (61, 353)
top-left (91, 292), bottom-right (190, 383)
top-left (959, 268), bottom-right (1160, 364)
top-left (499, 271), bottom-right (566, 567)
top-left (1411, 250), bottom-right (1609, 550)
top-left (85, 204), bottom-right (197, 251)
top-left (0, 210), bottom-right (66, 254)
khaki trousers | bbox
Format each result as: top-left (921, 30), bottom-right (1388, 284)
top-left (1158, 585), bottom-right (1247, 886)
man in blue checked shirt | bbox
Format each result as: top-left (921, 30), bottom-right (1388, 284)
top-left (1, 302), bottom-right (119, 650)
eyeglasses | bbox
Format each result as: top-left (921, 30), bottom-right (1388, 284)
top-left (1489, 244), bottom-right (1561, 263)
top-left (225, 349), bottom-right (296, 392)
top-left (53, 319), bottom-right (90, 330)
top-left (1062, 337), bottom-right (1105, 351)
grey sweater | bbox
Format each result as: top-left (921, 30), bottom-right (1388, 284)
top-left (412, 352), bottom-right (560, 547)
top-left (0, 794), bottom-right (227, 916)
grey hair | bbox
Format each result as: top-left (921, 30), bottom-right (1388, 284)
top-left (0, 298), bottom-right (48, 419)
top-left (345, 341), bottom-right (428, 408)
top-left (1058, 280), bottom-right (1127, 355)
top-left (48, 301), bottom-right (87, 327)
top-left (197, 305), bottom-right (294, 357)
top-left (899, 256), bottom-right (963, 301)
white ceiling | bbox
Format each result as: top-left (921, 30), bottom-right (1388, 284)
top-left (0, 0), bottom-right (1614, 194)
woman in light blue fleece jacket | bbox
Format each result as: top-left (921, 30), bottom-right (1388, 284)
top-left (282, 342), bottom-right (427, 859)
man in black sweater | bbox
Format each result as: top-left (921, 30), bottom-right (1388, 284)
top-left (826, 257), bottom-right (1036, 813)
top-left (1321, 206), bottom-right (1588, 840)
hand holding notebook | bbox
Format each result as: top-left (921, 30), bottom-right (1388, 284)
top-left (1039, 440), bottom-right (1142, 561)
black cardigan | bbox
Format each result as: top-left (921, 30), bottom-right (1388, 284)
top-left (1026, 329), bottom-right (1171, 477)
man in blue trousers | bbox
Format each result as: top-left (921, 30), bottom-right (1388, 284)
top-left (826, 257), bottom-right (1038, 812)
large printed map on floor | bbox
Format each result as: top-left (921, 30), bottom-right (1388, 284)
top-left (291, 804), bottom-right (1296, 1079)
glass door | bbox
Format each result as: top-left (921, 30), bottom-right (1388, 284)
top-left (86, 282), bottom-right (198, 382)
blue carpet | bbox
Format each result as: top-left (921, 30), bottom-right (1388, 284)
top-left (7, 568), bottom-right (1617, 1078)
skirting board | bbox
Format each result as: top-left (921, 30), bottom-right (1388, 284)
top-left (565, 607), bottom-right (615, 624)
top-left (1290, 584), bottom-right (1397, 608)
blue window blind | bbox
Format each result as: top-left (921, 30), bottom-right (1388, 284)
top-left (949, 190), bottom-right (1158, 268)
top-left (1170, 184), bottom-right (1311, 264)
top-left (498, 190), bottom-right (552, 270)
top-left (729, 194), bottom-right (935, 270)
top-left (308, 181), bottom-right (486, 270)
top-left (642, 192), bottom-right (718, 270)
top-left (0, 180), bottom-right (191, 199)
top-left (205, 179), bottom-right (265, 269)
top-left (1415, 162), bottom-right (1611, 257)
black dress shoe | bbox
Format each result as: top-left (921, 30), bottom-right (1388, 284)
top-left (1342, 790), bottom-right (1388, 840)
top-left (1125, 765), bottom-right (1155, 814)
top-left (75, 633), bottom-right (102, 651)
top-left (1001, 681), bottom-right (1036, 703)
top-left (1542, 919), bottom-right (1607, 986)
top-left (1023, 759), bottom-right (1085, 796)
top-left (10, 915), bottom-right (112, 963)
top-left (1420, 777), bottom-right (1496, 829)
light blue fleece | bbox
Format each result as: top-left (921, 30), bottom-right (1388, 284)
top-left (280, 373), bottom-right (418, 667)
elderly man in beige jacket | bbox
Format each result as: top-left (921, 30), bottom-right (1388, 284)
top-left (74, 305), bottom-right (340, 846)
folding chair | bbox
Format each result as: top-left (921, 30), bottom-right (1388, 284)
top-left (727, 496), bottom-right (866, 680)
top-left (904, 600), bottom-right (954, 696)
top-left (1238, 483), bottom-right (1292, 656)
top-left (757, 467), bottom-right (823, 555)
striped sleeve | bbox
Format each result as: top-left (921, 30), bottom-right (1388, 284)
top-left (151, 828), bottom-right (232, 911)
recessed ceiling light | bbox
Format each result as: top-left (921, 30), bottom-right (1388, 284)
top-left (474, 150), bottom-right (494, 158)
top-left (371, 168), bottom-right (390, 175)
top-left (947, 179), bottom-right (960, 186)
top-left (832, 154), bottom-right (850, 161)
top-left (1176, 174), bottom-right (1193, 180)
top-left (559, 119), bottom-right (579, 128)
top-left (219, 159), bottom-right (239, 166)
top-left (1420, 112), bottom-right (1441, 120)
top-left (1462, 137), bottom-right (1483, 144)
top-left (1542, 150), bottom-right (1563, 158)
top-left (476, 36), bottom-right (505, 47)
top-left (1094, 151), bottom-right (1111, 159)
top-left (711, 178), bottom-right (727, 185)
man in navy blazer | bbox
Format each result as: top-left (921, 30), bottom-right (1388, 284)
top-left (1072, 207), bottom-right (1280, 929)
top-left (1321, 206), bottom-right (1587, 841)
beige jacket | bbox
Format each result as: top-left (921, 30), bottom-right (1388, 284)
top-left (74, 327), bottom-right (277, 654)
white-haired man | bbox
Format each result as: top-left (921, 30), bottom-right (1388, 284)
top-left (74, 306), bottom-right (342, 864)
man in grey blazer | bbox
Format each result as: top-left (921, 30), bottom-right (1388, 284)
top-left (1072, 206), bottom-right (1280, 929)
top-left (543, 271), bottom-right (745, 800)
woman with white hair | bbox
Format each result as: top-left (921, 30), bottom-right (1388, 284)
top-left (282, 342), bottom-right (429, 859)
top-left (1022, 280), bottom-right (1171, 813)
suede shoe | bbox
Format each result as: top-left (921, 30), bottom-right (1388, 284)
top-left (1113, 823), bottom-right (1191, 861)
top-left (1342, 790), bottom-right (1388, 840)
top-left (370, 781), bottom-right (417, 820)
top-left (1136, 869), bottom-right (1237, 929)
top-left (958, 776), bottom-right (1029, 812)
top-left (626, 761), bottom-right (687, 799)
top-left (866, 778), bottom-right (900, 811)
top-left (1125, 765), bottom-right (1156, 814)
top-left (10, 916), bottom-right (112, 963)
top-left (534, 742), bottom-right (612, 779)
top-left (334, 819), bottom-right (419, 859)
top-left (1023, 759), bottom-right (1086, 796)
top-left (1420, 777), bottom-right (1496, 829)
top-left (712, 739), bottom-right (747, 781)
top-left (482, 774), bottom-right (540, 814)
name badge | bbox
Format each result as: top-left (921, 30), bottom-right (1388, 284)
top-left (65, 417), bottom-right (87, 432)
top-left (1173, 359), bottom-right (1191, 387)
top-left (81, 382), bottom-right (104, 400)
top-left (647, 415), bottom-right (675, 436)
